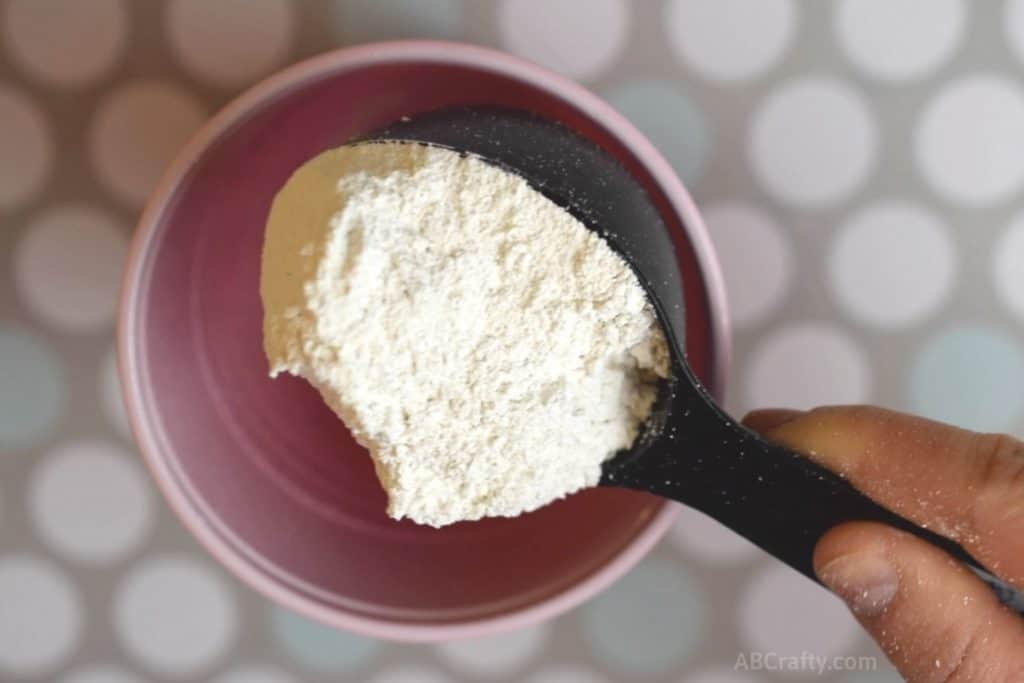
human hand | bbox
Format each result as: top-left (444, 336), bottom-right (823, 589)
top-left (744, 406), bottom-right (1024, 682)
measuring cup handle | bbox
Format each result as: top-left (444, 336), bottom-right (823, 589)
top-left (602, 369), bottom-right (1024, 615)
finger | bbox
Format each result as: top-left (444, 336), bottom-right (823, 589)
top-left (741, 408), bottom-right (804, 433)
top-left (752, 405), bottom-right (1024, 586)
top-left (815, 522), bottom-right (1024, 682)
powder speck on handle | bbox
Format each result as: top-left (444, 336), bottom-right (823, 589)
top-left (261, 142), bottom-right (668, 527)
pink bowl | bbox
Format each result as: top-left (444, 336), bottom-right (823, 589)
top-left (119, 41), bottom-right (730, 642)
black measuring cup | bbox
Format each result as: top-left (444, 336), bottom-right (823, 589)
top-left (363, 106), bottom-right (1023, 613)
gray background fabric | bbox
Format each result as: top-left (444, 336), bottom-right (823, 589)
top-left (2, 1), bottom-right (1022, 681)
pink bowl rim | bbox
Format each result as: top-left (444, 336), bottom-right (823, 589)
top-left (118, 40), bottom-right (732, 643)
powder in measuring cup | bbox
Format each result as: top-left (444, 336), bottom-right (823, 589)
top-left (261, 142), bottom-right (668, 527)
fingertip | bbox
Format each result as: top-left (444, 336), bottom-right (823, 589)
top-left (741, 408), bottom-right (805, 434)
top-left (813, 523), bottom-right (1024, 682)
top-left (812, 522), bottom-right (896, 572)
top-left (813, 523), bottom-right (900, 618)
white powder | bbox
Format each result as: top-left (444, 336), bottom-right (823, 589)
top-left (261, 142), bottom-right (668, 527)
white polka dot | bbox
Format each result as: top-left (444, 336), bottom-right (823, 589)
top-left (0, 85), bottom-right (51, 209)
top-left (915, 75), bottom-right (1024, 205)
top-left (90, 82), bottom-right (205, 207)
top-left (745, 323), bottom-right (871, 411)
top-left (30, 440), bottom-right (153, 564)
top-left (580, 558), bottom-right (704, 675)
top-left (750, 77), bottom-right (877, 207)
top-left (14, 206), bottom-right (127, 333)
top-left (912, 326), bottom-right (1024, 432)
top-left (0, 555), bottom-right (82, 676)
top-left (684, 669), bottom-right (761, 683)
top-left (367, 668), bottom-right (454, 683)
top-left (1005, 0), bottom-right (1024, 67)
top-left (829, 201), bottom-right (956, 328)
top-left (435, 623), bottom-right (549, 677)
top-left (115, 557), bottom-right (237, 677)
top-left (213, 665), bottom-right (297, 683)
top-left (525, 668), bottom-right (609, 683)
top-left (665, 0), bottom-right (795, 82)
top-left (167, 0), bottom-right (294, 86)
top-left (61, 666), bottom-right (144, 683)
top-left (994, 211), bottom-right (1024, 322)
top-left (2, 0), bottom-right (127, 86)
top-left (271, 607), bottom-right (380, 672)
top-left (835, 0), bottom-right (964, 81)
top-left (704, 202), bottom-right (792, 329)
top-left (0, 325), bottom-right (66, 449)
top-left (498, 0), bottom-right (627, 80)
top-left (603, 80), bottom-right (711, 184)
top-left (101, 346), bottom-right (132, 438)
top-left (740, 564), bottom-right (860, 660)
top-left (670, 504), bottom-right (762, 566)
top-left (331, 0), bottom-right (463, 42)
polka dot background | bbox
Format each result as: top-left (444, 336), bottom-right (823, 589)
top-left (1, 2), bottom-right (1021, 681)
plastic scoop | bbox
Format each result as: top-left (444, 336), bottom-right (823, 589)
top-left (363, 106), bottom-right (1023, 613)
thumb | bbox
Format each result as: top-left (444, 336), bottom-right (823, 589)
top-left (814, 522), bottom-right (1024, 682)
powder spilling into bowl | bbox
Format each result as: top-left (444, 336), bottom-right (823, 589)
top-left (261, 141), bottom-right (667, 527)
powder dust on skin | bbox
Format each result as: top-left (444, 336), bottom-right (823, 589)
top-left (261, 142), bottom-right (668, 527)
